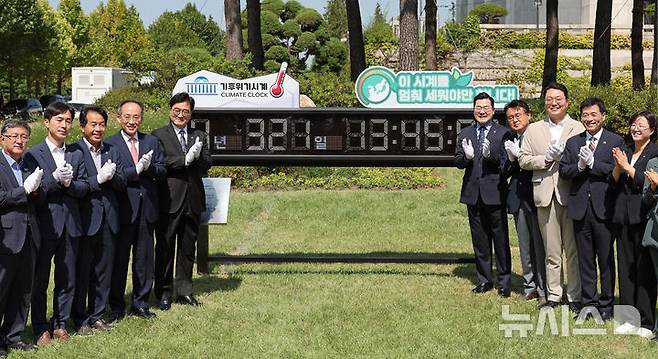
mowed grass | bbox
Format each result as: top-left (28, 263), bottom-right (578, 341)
top-left (12, 168), bottom-right (658, 358)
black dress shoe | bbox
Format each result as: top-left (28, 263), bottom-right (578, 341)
top-left (0, 345), bottom-right (7, 358)
top-left (158, 296), bottom-right (172, 311)
top-left (129, 306), bottom-right (156, 319)
top-left (498, 288), bottom-right (511, 297)
top-left (471, 283), bottom-right (493, 294)
top-left (600, 310), bottom-right (613, 322)
top-left (540, 300), bottom-right (560, 309)
top-left (176, 295), bottom-right (200, 306)
top-left (107, 311), bottom-right (124, 324)
top-left (568, 301), bottom-right (583, 314)
top-left (7, 341), bottom-right (35, 352)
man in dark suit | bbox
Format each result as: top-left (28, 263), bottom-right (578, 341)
top-left (106, 99), bottom-right (166, 321)
top-left (153, 92), bottom-right (211, 309)
top-left (559, 97), bottom-right (624, 320)
top-left (23, 102), bottom-right (89, 345)
top-left (70, 105), bottom-right (126, 334)
top-left (0, 119), bottom-right (43, 355)
top-left (503, 100), bottom-right (547, 306)
top-left (455, 92), bottom-right (512, 297)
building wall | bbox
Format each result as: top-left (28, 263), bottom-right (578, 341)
top-left (454, 0), bottom-right (633, 27)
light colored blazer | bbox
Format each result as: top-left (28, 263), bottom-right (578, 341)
top-left (518, 114), bottom-right (585, 208)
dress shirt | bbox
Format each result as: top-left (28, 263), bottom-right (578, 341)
top-left (45, 137), bottom-right (66, 168)
top-left (547, 117), bottom-right (566, 143)
top-left (2, 150), bottom-right (22, 186)
top-left (121, 130), bottom-right (139, 154)
top-left (83, 138), bottom-right (103, 171)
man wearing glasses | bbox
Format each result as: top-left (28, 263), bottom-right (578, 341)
top-left (0, 119), bottom-right (43, 355)
top-left (23, 102), bottom-right (89, 345)
top-left (106, 100), bottom-right (166, 321)
top-left (518, 82), bottom-right (584, 310)
top-left (152, 92), bottom-right (210, 309)
top-left (455, 92), bottom-right (512, 297)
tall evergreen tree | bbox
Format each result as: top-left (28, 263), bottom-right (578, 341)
top-left (346, 0), bottom-right (365, 81)
top-left (631, 0), bottom-right (645, 89)
top-left (542, 0), bottom-right (559, 91)
top-left (247, 0), bottom-right (264, 70)
top-left (324, 0), bottom-right (348, 38)
top-left (424, 0), bottom-right (437, 70)
top-left (224, 0), bottom-right (243, 59)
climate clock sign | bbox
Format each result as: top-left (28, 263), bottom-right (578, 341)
top-left (355, 66), bottom-right (519, 109)
top-left (172, 62), bottom-right (299, 109)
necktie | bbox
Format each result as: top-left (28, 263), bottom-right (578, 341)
top-left (589, 137), bottom-right (597, 151)
top-left (129, 137), bottom-right (139, 164)
top-left (477, 126), bottom-right (486, 157)
top-left (179, 129), bottom-right (187, 153)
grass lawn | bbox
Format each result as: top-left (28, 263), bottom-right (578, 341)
top-left (11, 168), bottom-right (658, 358)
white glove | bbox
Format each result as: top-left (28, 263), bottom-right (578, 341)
top-left (96, 160), bottom-right (116, 184)
top-left (482, 138), bottom-right (491, 158)
top-left (185, 137), bottom-right (203, 166)
top-left (504, 139), bottom-right (520, 162)
top-left (545, 139), bottom-right (564, 162)
top-left (52, 163), bottom-right (73, 187)
top-left (578, 145), bottom-right (592, 171)
top-left (24, 167), bottom-right (43, 194)
top-left (461, 138), bottom-right (474, 160)
top-left (135, 150), bottom-right (153, 174)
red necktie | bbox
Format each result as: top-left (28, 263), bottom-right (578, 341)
top-left (129, 137), bottom-right (139, 164)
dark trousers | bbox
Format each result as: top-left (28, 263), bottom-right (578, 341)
top-left (467, 199), bottom-right (511, 290)
top-left (573, 199), bottom-right (615, 313)
top-left (617, 222), bottom-right (657, 330)
top-left (513, 207), bottom-right (546, 297)
top-left (0, 236), bottom-right (34, 345)
top-left (31, 232), bottom-right (79, 336)
top-left (109, 206), bottom-right (154, 313)
top-left (72, 221), bottom-right (115, 327)
top-left (155, 202), bottom-right (199, 299)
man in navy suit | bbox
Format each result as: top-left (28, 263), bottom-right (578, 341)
top-left (559, 97), bottom-right (624, 320)
top-left (503, 100), bottom-right (547, 306)
top-left (153, 93), bottom-right (211, 309)
top-left (455, 92), bottom-right (512, 296)
top-left (23, 102), bottom-right (89, 345)
top-left (70, 105), bottom-right (126, 334)
top-left (0, 119), bottom-right (43, 355)
top-left (106, 99), bottom-right (166, 321)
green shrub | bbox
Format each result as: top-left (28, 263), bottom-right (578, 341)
top-left (297, 71), bottom-right (356, 107)
top-left (96, 86), bottom-right (171, 113)
top-left (208, 166), bottom-right (446, 190)
top-left (441, 15), bottom-right (481, 51)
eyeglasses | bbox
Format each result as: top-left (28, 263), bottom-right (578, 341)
top-left (172, 108), bottom-right (191, 116)
top-left (506, 112), bottom-right (527, 121)
top-left (631, 123), bottom-right (651, 130)
top-left (2, 134), bottom-right (29, 142)
top-left (121, 114), bottom-right (141, 121)
top-left (544, 97), bottom-right (565, 104)
top-left (474, 106), bottom-right (492, 112)
top-left (581, 112), bottom-right (601, 119)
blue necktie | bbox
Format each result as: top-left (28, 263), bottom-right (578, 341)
top-left (11, 162), bottom-right (22, 186)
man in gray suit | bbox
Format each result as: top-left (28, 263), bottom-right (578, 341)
top-left (0, 119), bottom-right (43, 355)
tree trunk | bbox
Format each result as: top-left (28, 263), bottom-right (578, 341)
top-left (399, 0), bottom-right (419, 71)
top-left (224, 0), bottom-right (243, 59)
top-left (346, 0), bottom-right (366, 81)
top-left (247, 0), bottom-right (264, 70)
top-left (591, 0), bottom-right (612, 86)
top-left (651, 2), bottom-right (658, 85)
top-left (57, 72), bottom-right (63, 95)
top-left (631, 0), bottom-right (645, 89)
top-left (8, 64), bottom-right (15, 100)
top-left (542, 0), bottom-right (559, 91)
top-left (424, 0), bottom-right (437, 70)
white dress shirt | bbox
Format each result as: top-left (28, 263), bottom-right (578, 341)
top-left (121, 130), bottom-right (139, 153)
top-left (547, 117), bottom-right (566, 143)
top-left (45, 137), bottom-right (66, 168)
top-left (83, 138), bottom-right (103, 172)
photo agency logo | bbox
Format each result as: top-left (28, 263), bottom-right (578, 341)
top-left (499, 305), bottom-right (644, 338)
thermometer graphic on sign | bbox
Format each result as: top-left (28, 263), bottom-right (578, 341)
top-left (269, 62), bottom-right (288, 98)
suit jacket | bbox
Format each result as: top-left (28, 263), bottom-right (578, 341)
top-left (612, 142), bottom-right (658, 225)
top-left (642, 158), bottom-right (658, 249)
top-left (22, 141), bottom-right (89, 240)
top-left (455, 121), bottom-right (510, 206)
top-left (559, 128), bottom-right (624, 221)
top-left (69, 139), bottom-right (127, 236)
top-left (105, 131), bottom-right (166, 225)
top-left (152, 124), bottom-right (211, 216)
top-left (518, 115), bottom-right (585, 208)
top-left (504, 132), bottom-right (535, 215)
top-left (0, 153), bottom-right (41, 254)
